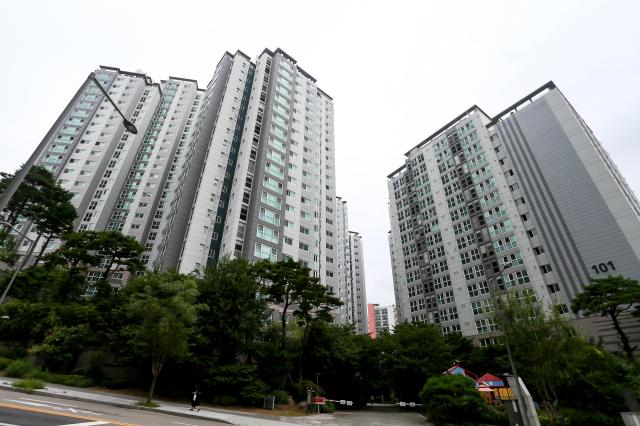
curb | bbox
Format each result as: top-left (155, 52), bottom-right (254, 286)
top-left (0, 384), bottom-right (234, 424)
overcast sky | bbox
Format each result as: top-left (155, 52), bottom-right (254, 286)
top-left (1, 1), bottom-right (639, 305)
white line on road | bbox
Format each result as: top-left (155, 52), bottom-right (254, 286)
top-left (172, 422), bottom-right (199, 426)
top-left (4, 399), bottom-right (102, 416)
top-left (18, 397), bottom-right (79, 408)
top-left (0, 422), bottom-right (20, 426)
top-left (56, 422), bottom-right (109, 426)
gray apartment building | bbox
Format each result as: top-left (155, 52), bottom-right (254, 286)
top-left (9, 48), bottom-right (368, 330)
top-left (387, 82), bottom-right (640, 348)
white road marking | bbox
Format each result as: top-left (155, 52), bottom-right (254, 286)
top-left (0, 422), bottom-right (20, 426)
top-left (56, 422), bottom-right (109, 426)
top-left (19, 397), bottom-right (79, 408)
top-left (172, 422), bottom-right (199, 426)
top-left (4, 399), bottom-right (102, 416)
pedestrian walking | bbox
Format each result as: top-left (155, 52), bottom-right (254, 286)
top-left (191, 384), bottom-right (201, 411)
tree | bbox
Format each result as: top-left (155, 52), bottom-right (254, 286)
top-left (94, 231), bottom-right (145, 281)
top-left (572, 275), bottom-right (640, 360)
top-left (194, 258), bottom-right (268, 365)
top-left (255, 258), bottom-right (316, 344)
top-left (293, 280), bottom-right (342, 381)
top-left (0, 227), bottom-right (17, 265)
top-left (118, 272), bottom-right (199, 404)
top-left (43, 231), bottom-right (102, 302)
top-left (419, 374), bottom-right (490, 425)
top-left (30, 183), bottom-right (76, 262)
top-left (0, 166), bottom-right (76, 259)
top-left (496, 291), bottom-right (577, 425)
top-left (0, 166), bottom-right (58, 225)
top-left (379, 322), bottom-right (453, 401)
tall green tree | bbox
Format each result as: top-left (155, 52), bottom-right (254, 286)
top-left (572, 275), bottom-right (640, 360)
top-left (118, 271), bottom-right (200, 404)
top-left (294, 280), bottom-right (342, 381)
top-left (30, 185), bottom-right (77, 262)
top-left (0, 166), bottom-right (57, 224)
top-left (0, 166), bottom-right (77, 262)
top-left (195, 258), bottom-right (268, 365)
top-left (94, 231), bottom-right (145, 280)
top-left (379, 322), bottom-right (452, 401)
top-left (255, 258), bottom-right (316, 344)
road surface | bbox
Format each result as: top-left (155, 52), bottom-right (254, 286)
top-left (0, 388), bottom-right (227, 426)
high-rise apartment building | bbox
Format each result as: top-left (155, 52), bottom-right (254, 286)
top-left (367, 303), bottom-right (396, 338)
top-left (387, 82), bottom-right (640, 347)
top-left (336, 197), bottom-right (369, 333)
top-left (10, 48), bottom-right (364, 318)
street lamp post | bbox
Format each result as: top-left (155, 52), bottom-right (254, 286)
top-left (0, 72), bottom-right (137, 216)
top-left (488, 262), bottom-right (531, 426)
top-left (0, 221), bottom-right (36, 305)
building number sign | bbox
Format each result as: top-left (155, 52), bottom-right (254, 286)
top-left (591, 261), bottom-right (615, 274)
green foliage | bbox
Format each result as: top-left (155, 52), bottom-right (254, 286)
top-left (28, 324), bottom-right (92, 372)
top-left (380, 322), bottom-right (452, 401)
top-left (290, 379), bottom-right (320, 402)
top-left (0, 357), bottom-right (13, 370)
top-left (4, 359), bottom-right (34, 378)
top-left (193, 258), bottom-right (267, 365)
top-left (92, 231), bottom-right (145, 280)
top-left (419, 374), bottom-right (489, 425)
top-left (118, 271), bottom-right (199, 403)
top-left (322, 400), bottom-right (336, 413)
top-left (205, 363), bottom-right (269, 406)
top-left (0, 228), bottom-right (17, 265)
top-left (136, 400), bottom-right (160, 408)
top-left (0, 301), bottom-right (109, 351)
top-left (33, 372), bottom-right (93, 387)
top-left (540, 407), bottom-right (623, 426)
top-left (12, 378), bottom-right (44, 392)
top-left (572, 275), bottom-right (640, 359)
top-left (274, 390), bottom-right (289, 405)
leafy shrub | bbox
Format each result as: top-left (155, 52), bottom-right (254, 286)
top-left (32, 371), bottom-right (93, 387)
top-left (274, 390), bottom-right (289, 405)
top-left (205, 364), bottom-right (268, 406)
top-left (28, 324), bottom-right (91, 372)
top-left (323, 401), bottom-right (336, 413)
top-left (4, 359), bottom-right (34, 378)
top-left (539, 408), bottom-right (623, 426)
top-left (0, 357), bottom-right (13, 371)
top-left (291, 379), bottom-right (321, 402)
top-left (12, 379), bottom-right (44, 392)
top-left (420, 374), bottom-right (490, 425)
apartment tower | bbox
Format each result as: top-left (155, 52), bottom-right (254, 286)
top-left (387, 82), bottom-right (640, 347)
top-left (10, 49), bottom-right (363, 320)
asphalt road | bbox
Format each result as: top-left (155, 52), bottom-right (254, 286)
top-left (0, 389), bottom-right (227, 426)
top-left (288, 407), bottom-right (428, 425)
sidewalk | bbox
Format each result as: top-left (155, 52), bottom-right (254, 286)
top-left (0, 376), bottom-right (307, 426)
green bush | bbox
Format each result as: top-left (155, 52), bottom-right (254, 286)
top-left (323, 401), bottom-right (336, 413)
top-left (274, 390), bottom-right (289, 405)
top-left (539, 408), bottom-right (623, 426)
top-left (12, 379), bottom-right (44, 392)
top-left (32, 371), bottom-right (93, 387)
top-left (420, 374), bottom-right (490, 425)
top-left (0, 356), bottom-right (13, 371)
top-left (291, 379), bottom-right (321, 402)
top-left (27, 324), bottom-right (91, 373)
top-left (4, 359), bottom-right (34, 378)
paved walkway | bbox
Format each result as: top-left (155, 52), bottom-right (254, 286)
top-left (0, 376), bottom-right (306, 426)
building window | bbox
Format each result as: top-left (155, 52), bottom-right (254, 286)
top-left (547, 283), bottom-right (561, 294)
